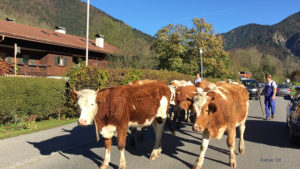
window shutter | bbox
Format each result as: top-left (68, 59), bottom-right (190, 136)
top-left (7, 57), bottom-right (12, 63)
top-left (64, 57), bottom-right (68, 66)
top-left (18, 58), bottom-right (23, 64)
top-left (54, 56), bottom-right (58, 66)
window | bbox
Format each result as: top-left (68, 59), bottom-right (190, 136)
top-left (18, 57), bottom-right (24, 64)
top-left (6, 57), bottom-right (13, 63)
top-left (29, 59), bottom-right (36, 65)
top-left (23, 55), bottom-right (29, 64)
top-left (54, 56), bottom-right (67, 66)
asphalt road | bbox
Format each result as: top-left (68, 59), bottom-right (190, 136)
top-left (4, 96), bottom-right (300, 169)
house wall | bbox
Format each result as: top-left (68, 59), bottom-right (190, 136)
top-left (0, 38), bottom-right (109, 76)
top-left (44, 53), bottom-right (73, 76)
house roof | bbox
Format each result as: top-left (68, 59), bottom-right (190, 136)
top-left (0, 19), bottom-right (118, 54)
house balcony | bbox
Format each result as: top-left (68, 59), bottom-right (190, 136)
top-left (7, 63), bottom-right (51, 76)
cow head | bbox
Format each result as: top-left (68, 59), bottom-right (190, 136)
top-left (192, 92), bottom-right (217, 132)
top-left (70, 89), bottom-right (98, 126)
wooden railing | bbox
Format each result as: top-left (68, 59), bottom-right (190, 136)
top-left (8, 64), bottom-right (50, 76)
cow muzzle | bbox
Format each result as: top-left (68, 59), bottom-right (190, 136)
top-left (193, 124), bottom-right (203, 132)
top-left (78, 118), bottom-right (88, 126)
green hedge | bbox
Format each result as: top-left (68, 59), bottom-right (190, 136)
top-left (0, 68), bottom-right (199, 125)
top-left (0, 77), bottom-right (67, 124)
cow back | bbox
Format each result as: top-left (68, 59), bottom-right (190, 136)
top-left (95, 81), bottom-right (171, 129)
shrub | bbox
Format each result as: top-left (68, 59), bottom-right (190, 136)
top-left (0, 77), bottom-right (67, 124)
top-left (0, 58), bottom-right (11, 75)
top-left (66, 63), bottom-right (109, 90)
top-left (120, 68), bottom-right (143, 85)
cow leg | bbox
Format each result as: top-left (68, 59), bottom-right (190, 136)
top-left (193, 130), bottom-right (210, 169)
top-left (187, 110), bottom-right (191, 123)
top-left (239, 123), bottom-right (246, 154)
top-left (150, 118), bottom-right (166, 160)
top-left (129, 127), bottom-right (137, 147)
top-left (169, 105), bottom-right (175, 120)
top-left (176, 109), bottom-right (185, 129)
top-left (117, 128), bottom-right (128, 169)
top-left (227, 128), bottom-right (237, 168)
top-left (166, 117), bottom-right (176, 136)
top-left (100, 138), bottom-right (112, 169)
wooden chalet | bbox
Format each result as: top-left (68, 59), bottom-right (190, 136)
top-left (0, 19), bottom-right (118, 76)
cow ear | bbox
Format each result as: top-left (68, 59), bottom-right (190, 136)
top-left (208, 103), bottom-right (217, 114)
top-left (96, 95), bottom-right (101, 104)
top-left (70, 90), bottom-right (78, 101)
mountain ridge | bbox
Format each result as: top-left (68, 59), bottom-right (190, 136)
top-left (222, 11), bottom-right (300, 59)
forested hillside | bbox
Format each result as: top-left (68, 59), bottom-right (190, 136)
top-left (222, 11), bottom-right (300, 59)
top-left (0, 0), bottom-right (154, 60)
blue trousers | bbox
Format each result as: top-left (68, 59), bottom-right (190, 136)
top-left (264, 98), bottom-right (276, 117)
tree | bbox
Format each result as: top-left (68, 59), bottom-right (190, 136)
top-left (152, 18), bottom-right (232, 78)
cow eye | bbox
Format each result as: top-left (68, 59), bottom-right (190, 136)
top-left (91, 104), bottom-right (94, 106)
top-left (205, 109), bottom-right (209, 113)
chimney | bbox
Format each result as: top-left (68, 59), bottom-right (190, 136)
top-left (55, 26), bottom-right (66, 34)
top-left (95, 34), bottom-right (104, 48)
top-left (6, 18), bottom-right (15, 22)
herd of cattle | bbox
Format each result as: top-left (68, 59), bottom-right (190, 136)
top-left (70, 79), bottom-right (249, 169)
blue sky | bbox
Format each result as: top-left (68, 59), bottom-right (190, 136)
top-left (84, 0), bottom-right (300, 36)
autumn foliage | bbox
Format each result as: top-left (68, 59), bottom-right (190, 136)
top-left (0, 58), bottom-right (11, 75)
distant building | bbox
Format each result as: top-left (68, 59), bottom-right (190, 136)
top-left (239, 71), bottom-right (252, 80)
top-left (0, 19), bottom-right (118, 76)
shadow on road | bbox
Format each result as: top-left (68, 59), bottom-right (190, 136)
top-left (27, 125), bottom-right (119, 168)
top-left (244, 119), bottom-right (300, 149)
top-left (27, 120), bottom-right (235, 169)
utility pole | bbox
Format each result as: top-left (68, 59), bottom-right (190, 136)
top-left (199, 47), bottom-right (203, 79)
top-left (14, 43), bottom-right (17, 75)
top-left (85, 0), bottom-right (90, 66)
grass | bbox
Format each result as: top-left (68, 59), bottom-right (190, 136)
top-left (0, 118), bottom-right (77, 139)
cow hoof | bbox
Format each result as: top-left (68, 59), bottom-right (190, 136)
top-left (150, 148), bottom-right (162, 160)
top-left (193, 163), bottom-right (201, 169)
top-left (100, 164), bottom-right (108, 169)
top-left (118, 165), bottom-right (126, 169)
top-left (239, 148), bottom-right (245, 154)
top-left (229, 161), bottom-right (237, 168)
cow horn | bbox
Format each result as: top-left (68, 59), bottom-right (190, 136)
top-left (96, 88), bottom-right (99, 92)
top-left (73, 89), bottom-right (78, 95)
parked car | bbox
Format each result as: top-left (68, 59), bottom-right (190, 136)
top-left (241, 79), bottom-right (259, 100)
top-left (285, 93), bottom-right (300, 144)
top-left (258, 83), bottom-right (265, 94)
top-left (276, 84), bottom-right (291, 96)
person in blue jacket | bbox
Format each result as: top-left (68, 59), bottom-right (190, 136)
top-left (261, 73), bottom-right (277, 120)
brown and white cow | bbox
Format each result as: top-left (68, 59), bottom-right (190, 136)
top-left (71, 81), bottom-right (171, 169)
top-left (172, 80), bottom-right (213, 127)
top-left (170, 80), bottom-right (193, 88)
top-left (169, 80), bottom-right (194, 122)
top-left (127, 79), bottom-right (175, 145)
top-left (192, 82), bottom-right (249, 169)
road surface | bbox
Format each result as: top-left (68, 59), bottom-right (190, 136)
top-left (1, 96), bottom-right (300, 169)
